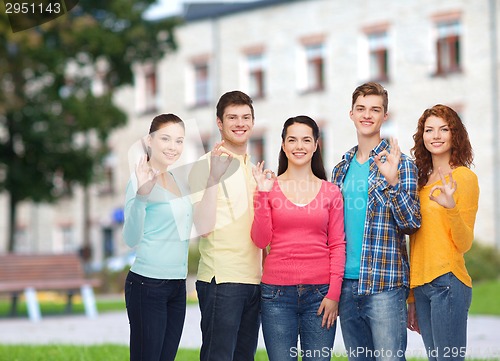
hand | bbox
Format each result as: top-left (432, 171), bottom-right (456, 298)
top-left (135, 154), bottom-right (159, 196)
top-left (208, 141), bottom-right (234, 186)
top-left (374, 137), bottom-right (401, 186)
top-left (252, 161), bottom-right (276, 192)
top-left (317, 298), bottom-right (338, 330)
top-left (429, 167), bottom-right (457, 209)
top-left (407, 302), bottom-right (420, 333)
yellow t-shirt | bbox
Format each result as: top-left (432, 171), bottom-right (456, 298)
top-left (409, 166), bottom-right (479, 296)
top-left (189, 148), bottom-right (261, 284)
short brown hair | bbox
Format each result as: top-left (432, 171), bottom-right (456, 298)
top-left (216, 91), bottom-right (254, 121)
top-left (352, 82), bottom-right (388, 114)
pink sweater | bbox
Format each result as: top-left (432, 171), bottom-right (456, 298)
top-left (251, 180), bottom-right (346, 301)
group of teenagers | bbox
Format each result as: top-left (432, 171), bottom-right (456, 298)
top-left (122, 81), bottom-right (479, 361)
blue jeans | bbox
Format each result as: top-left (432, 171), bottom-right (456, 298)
top-left (261, 283), bottom-right (336, 361)
top-left (339, 279), bottom-right (408, 361)
top-left (124, 271), bottom-right (186, 361)
top-left (413, 272), bottom-right (472, 361)
top-left (196, 278), bottom-right (261, 361)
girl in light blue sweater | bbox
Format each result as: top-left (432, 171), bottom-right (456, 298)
top-left (123, 113), bottom-right (192, 361)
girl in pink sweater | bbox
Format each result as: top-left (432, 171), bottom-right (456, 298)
top-left (251, 115), bottom-right (345, 361)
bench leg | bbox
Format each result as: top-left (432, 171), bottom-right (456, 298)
top-left (24, 287), bottom-right (41, 322)
top-left (10, 293), bottom-right (19, 317)
top-left (81, 285), bottom-right (98, 318)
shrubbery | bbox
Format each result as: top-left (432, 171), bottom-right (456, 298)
top-left (465, 241), bottom-right (500, 283)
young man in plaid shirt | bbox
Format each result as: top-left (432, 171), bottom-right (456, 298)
top-left (332, 82), bottom-right (421, 361)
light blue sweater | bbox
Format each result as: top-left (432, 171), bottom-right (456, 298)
top-left (123, 174), bottom-right (193, 279)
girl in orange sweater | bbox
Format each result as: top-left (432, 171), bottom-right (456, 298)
top-left (408, 104), bottom-right (479, 361)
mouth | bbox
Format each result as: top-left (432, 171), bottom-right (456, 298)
top-left (232, 129), bottom-right (247, 136)
top-left (292, 152), bottom-right (307, 157)
top-left (430, 142), bottom-right (444, 147)
top-left (164, 152), bottom-right (178, 158)
top-left (360, 121), bottom-right (373, 126)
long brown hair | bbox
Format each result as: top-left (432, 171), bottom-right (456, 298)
top-left (277, 115), bottom-right (326, 180)
top-left (411, 104), bottom-right (473, 188)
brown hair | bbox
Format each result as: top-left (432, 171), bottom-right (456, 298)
top-left (216, 90), bottom-right (254, 121)
top-left (143, 113), bottom-right (184, 161)
top-left (351, 82), bottom-right (389, 114)
top-left (411, 104), bottom-right (473, 188)
top-left (277, 115), bottom-right (326, 180)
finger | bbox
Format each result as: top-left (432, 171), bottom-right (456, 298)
top-left (449, 172), bottom-right (455, 188)
top-left (213, 141), bottom-right (224, 153)
top-left (438, 167), bottom-right (447, 185)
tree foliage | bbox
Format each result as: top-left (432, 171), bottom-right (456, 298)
top-left (0, 1), bottom-right (180, 251)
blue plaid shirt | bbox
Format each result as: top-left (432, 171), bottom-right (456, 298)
top-left (331, 139), bottom-right (421, 295)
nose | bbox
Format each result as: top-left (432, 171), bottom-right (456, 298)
top-left (432, 130), bottom-right (441, 139)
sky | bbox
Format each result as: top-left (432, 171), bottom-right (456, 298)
top-left (144, 0), bottom-right (256, 20)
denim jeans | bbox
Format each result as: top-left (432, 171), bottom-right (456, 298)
top-left (124, 271), bottom-right (186, 361)
top-left (413, 272), bottom-right (472, 361)
top-left (261, 283), bottom-right (336, 361)
top-left (339, 279), bottom-right (408, 361)
top-left (196, 278), bottom-right (261, 361)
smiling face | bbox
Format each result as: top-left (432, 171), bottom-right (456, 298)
top-left (148, 122), bottom-right (185, 169)
top-left (350, 94), bottom-right (388, 139)
top-left (282, 122), bottom-right (318, 167)
top-left (216, 104), bottom-right (254, 153)
top-left (423, 115), bottom-right (452, 158)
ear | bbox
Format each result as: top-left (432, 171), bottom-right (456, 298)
top-left (382, 112), bottom-right (389, 124)
top-left (146, 134), bottom-right (152, 147)
top-left (216, 117), bottom-right (223, 131)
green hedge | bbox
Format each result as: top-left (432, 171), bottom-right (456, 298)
top-left (465, 242), bottom-right (500, 283)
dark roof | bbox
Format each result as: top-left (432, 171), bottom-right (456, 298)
top-left (183, 0), bottom-right (300, 21)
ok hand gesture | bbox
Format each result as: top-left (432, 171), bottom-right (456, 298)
top-left (374, 137), bottom-right (401, 186)
top-left (208, 141), bottom-right (234, 186)
top-left (252, 161), bottom-right (276, 192)
top-left (429, 167), bottom-right (457, 209)
top-left (136, 154), bottom-right (159, 196)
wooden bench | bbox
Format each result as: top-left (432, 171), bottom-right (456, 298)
top-left (0, 253), bottom-right (101, 322)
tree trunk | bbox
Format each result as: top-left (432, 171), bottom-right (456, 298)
top-left (7, 194), bottom-right (17, 253)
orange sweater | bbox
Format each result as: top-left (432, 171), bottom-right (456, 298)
top-left (408, 167), bottom-right (479, 301)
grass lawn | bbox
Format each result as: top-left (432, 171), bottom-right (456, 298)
top-left (0, 279), bottom-right (498, 318)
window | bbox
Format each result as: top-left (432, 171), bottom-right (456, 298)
top-left (144, 68), bottom-right (157, 113)
top-left (249, 135), bottom-right (265, 164)
top-left (247, 53), bottom-right (265, 99)
top-left (305, 43), bottom-right (325, 92)
top-left (97, 152), bottom-right (116, 196)
top-left (194, 62), bottom-right (210, 106)
top-left (435, 20), bottom-right (461, 75)
top-left (368, 31), bottom-right (389, 82)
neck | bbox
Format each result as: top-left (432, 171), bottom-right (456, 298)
top-left (221, 139), bottom-right (247, 156)
top-left (149, 160), bottom-right (168, 172)
top-left (431, 154), bottom-right (452, 173)
top-left (281, 163), bottom-right (315, 181)
top-left (356, 134), bottom-right (381, 163)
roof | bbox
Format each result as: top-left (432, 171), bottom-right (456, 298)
top-left (182, 0), bottom-right (301, 21)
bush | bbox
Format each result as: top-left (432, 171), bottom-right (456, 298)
top-left (465, 241), bottom-right (500, 283)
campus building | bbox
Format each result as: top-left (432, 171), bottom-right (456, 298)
top-left (1, 0), bottom-right (498, 266)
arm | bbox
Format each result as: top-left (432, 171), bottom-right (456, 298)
top-left (387, 157), bottom-right (421, 233)
top-left (251, 191), bottom-right (273, 249)
top-left (444, 170), bottom-right (479, 253)
top-left (122, 179), bottom-right (148, 248)
top-left (317, 185), bottom-right (346, 329)
top-left (326, 185), bottom-right (346, 302)
top-left (250, 162), bottom-right (276, 249)
top-left (189, 142), bottom-right (235, 237)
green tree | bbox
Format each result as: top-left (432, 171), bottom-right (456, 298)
top-left (0, 1), bottom-right (179, 252)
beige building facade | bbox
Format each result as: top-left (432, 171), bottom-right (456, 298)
top-left (1, 0), bottom-right (499, 265)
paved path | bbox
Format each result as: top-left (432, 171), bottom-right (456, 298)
top-left (1, 305), bottom-right (499, 359)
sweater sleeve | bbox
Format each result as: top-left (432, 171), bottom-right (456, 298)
top-left (122, 178), bottom-right (149, 248)
top-left (251, 190), bottom-right (273, 249)
top-left (326, 185), bottom-right (346, 301)
top-left (387, 156), bottom-right (421, 234)
top-left (446, 169), bottom-right (479, 253)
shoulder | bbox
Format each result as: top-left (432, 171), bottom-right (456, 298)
top-left (322, 180), bottom-right (342, 196)
top-left (453, 166), bottom-right (478, 186)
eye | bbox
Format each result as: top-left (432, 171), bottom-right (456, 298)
top-left (424, 129), bottom-right (432, 133)
top-left (177, 139), bottom-right (184, 144)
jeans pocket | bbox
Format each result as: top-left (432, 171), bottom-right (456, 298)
top-left (260, 283), bottom-right (280, 301)
top-left (315, 284), bottom-right (330, 298)
top-left (429, 272), bottom-right (452, 289)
